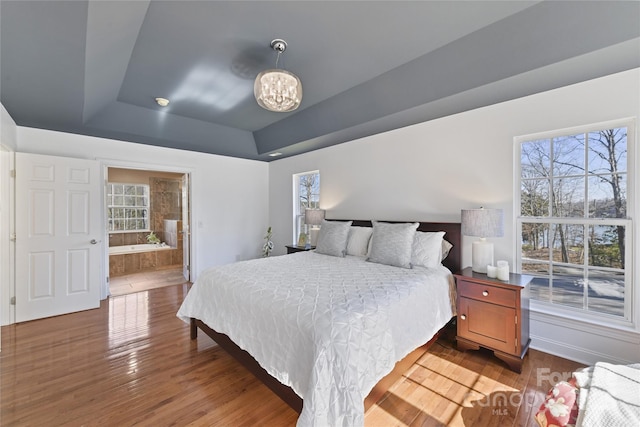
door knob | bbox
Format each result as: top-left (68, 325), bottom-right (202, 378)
top-left (482, 290), bottom-right (489, 297)
top-left (90, 239), bottom-right (98, 245)
top-left (460, 314), bottom-right (466, 320)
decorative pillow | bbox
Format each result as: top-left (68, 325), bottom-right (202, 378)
top-left (367, 221), bottom-right (419, 269)
top-left (411, 231), bottom-right (445, 268)
top-left (315, 220), bottom-right (353, 257)
top-left (441, 239), bottom-right (453, 261)
top-left (346, 226), bottom-right (373, 257)
top-left (534, 379), bottom-right (579, 427)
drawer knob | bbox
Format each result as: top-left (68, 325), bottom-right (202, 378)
top-left (460, 314), bottom-right (466, 320)
top-left (482, 290), bottom-right (489, 297)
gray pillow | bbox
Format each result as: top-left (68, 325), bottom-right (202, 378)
top-left (367, 221), bottom-right (419, 268)
top-left (315, 220), bottom-right (353, 257)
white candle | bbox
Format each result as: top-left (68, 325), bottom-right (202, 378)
top-left (496, 260), bottom-right (509, 281)
top-left (486, 265), bottom-right (497, 278)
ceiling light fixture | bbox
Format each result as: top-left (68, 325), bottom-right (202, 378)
top-left (254, 39), bottom-right (302, 112)
top-left (155, 97), bottom-right (170, 107)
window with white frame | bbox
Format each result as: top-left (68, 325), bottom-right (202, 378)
top-left (516, 120), bottom-right (634, 323)
top-left (293, 171), bottom-right (320, 243)
top-left (107, 183), bottom-right (150, 232)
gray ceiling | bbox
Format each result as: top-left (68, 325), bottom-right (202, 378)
top-left (1, 1), bottom-right (639, 161)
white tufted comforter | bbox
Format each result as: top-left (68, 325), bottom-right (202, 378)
top-left (177, 251), bottom-right (455, 427)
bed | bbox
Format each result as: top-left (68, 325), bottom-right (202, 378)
top-left (177, 220), bottom-right (461, 426)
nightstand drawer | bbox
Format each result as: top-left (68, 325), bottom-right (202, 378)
top-left (457, 280), bottom-right (516, 307)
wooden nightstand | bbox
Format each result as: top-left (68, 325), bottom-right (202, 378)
top-left (285, 245), bottom-right (315, 254)
top-left (454, 266), bottom-right (532, 373)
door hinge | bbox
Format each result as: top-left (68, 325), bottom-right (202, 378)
top-left (515, 338), bottom-right (518, 350)
top-left (10, 296), bottom-right (16, 305)
top-left (10, 169), bottom-right (16, 178)
top-left (515, 315), bottom-right (518, 325)
top-left (10, 233), bottom-right (16, 242)
top-left (106, 276), bottom-right (110, 283)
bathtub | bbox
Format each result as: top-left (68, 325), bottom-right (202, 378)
top-left (108, 243), bottom-right (173, 255)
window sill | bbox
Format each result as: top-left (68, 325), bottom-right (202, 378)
top-left (530, 300), bottom-right (638, 335)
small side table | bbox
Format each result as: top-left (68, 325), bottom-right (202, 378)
top-left (454, 266), bottom-right (532, 373)
top-left (285, 245), bottom-right (316, 254)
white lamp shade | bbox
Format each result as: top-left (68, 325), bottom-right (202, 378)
top-left (461, 208), bottom-right (504, 238)
top-left (462, 208), bottom-right (504, 273)
top-left (304, 209), bottom-right (325, 226)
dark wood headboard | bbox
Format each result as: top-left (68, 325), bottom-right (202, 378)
top-left (332, 220), bottom-right (462, 274)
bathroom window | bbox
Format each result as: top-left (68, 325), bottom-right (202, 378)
top-left (107, 183), bottom-right (150, 232)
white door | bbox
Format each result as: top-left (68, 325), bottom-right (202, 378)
top-left (181, 173), bottom-right (190, 281)
top-left (15, 153), bottom-right (102, 322)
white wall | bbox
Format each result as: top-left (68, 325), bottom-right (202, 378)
top-left (1, 103), bottom-right (18, 151)
top-left (269, 68), bottom-right (640, 365)
top-left (17, 128), bottom-right (270, 280)
top-left (0, 103), bottom-right (17, 327)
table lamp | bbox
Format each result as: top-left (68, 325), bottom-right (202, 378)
top-left (461, 207), bottom-right (504, 273)
top-left (304, 209), bottom-right (325, 248)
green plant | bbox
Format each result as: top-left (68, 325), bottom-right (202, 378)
top-left (147, 231), bottom-right (161, 244)
top-left (262, 226), bottom-right (273, 257)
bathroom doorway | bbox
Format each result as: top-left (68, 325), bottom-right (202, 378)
top-left (106, 167), bottom-right (191, 296)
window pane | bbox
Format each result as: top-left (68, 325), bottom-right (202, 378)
top-left (529, 276), bottom-right (550, 301)
top-left (554, 134), bottom-right (585, 177)
top-left (551, 265), bottom-right (584, 309)
top-left (521, 179), bottom-right (549, 217)
top-left (114, 195), bottom-right (124, 206)
top-left (588, 174), bottom-right (626, 218)
top-left (588, 128), bottom-right (627, 173)
top-left (521, 140), bottom-right (550, 179)
top-left (551, 224), bottom-right (583, 265)
top-left (552, 177), bottom-right (584, 217)
top-left (586, 269), bottom-right (624, 317)
top-left (588, 225), bottom-right (624, 269)
top-left (113, 185), bottom-right (123, 195)
top-left (521, 224), bottom-right (550, 261)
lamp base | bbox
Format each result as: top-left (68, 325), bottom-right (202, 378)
top-left (471, 239), bottom-right (494, 273)
top-left (309, 228), bottom-right (320, 247)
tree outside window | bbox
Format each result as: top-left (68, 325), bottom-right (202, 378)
top-left (517, 122), bottom-right (632, 321)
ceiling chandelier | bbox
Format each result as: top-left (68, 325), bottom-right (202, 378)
top-left (254, 39), bottom-right (303, 112)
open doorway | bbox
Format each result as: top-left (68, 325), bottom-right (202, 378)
top-left (106, 167), bottom-right (191, 296)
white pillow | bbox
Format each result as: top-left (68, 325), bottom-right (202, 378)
top-left (346, 226), bottom-right (373, 257)
top-left (411, 231), bottom-right (445, 268)
top-left (367, 221), bottom-right (419, 269)
top-left (315, 220), bottom-right (353, 257)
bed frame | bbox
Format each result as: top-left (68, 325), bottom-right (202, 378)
top-left (190, 220), bottom-right (461, 413)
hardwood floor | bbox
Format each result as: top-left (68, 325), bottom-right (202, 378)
top-left (1, 284), bottom-right (584, 426)
top-left (109, 267), bottom-right (188, 296)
